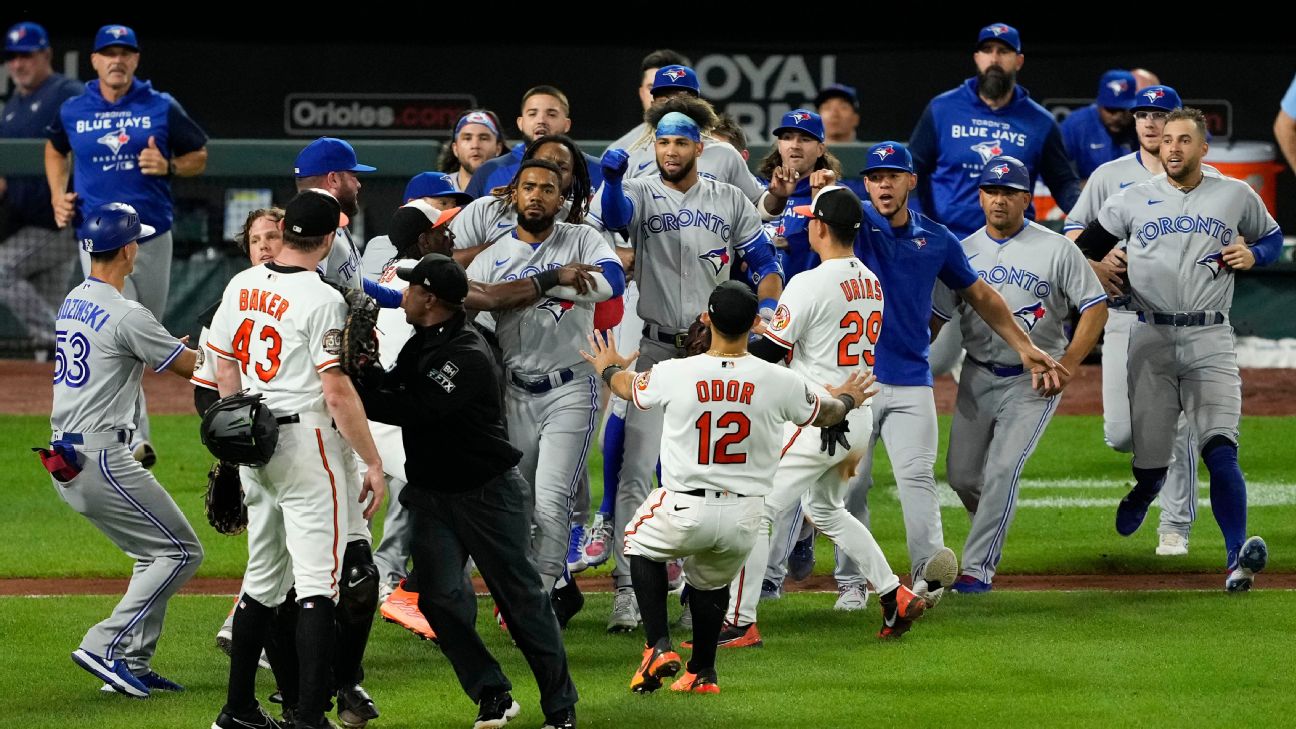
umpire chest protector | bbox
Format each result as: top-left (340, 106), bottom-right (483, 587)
top-left (200, 390), bottom-right (280, 466)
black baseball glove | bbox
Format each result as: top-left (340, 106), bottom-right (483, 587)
top-left (341, 288), bottom-right (380, 375)
top-left (819, 419), bottom-right (852, 457)
top-left (205, 461), bottom-right (248, 536)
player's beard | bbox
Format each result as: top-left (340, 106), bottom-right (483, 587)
top-left (660, 157), bottom-right (696, 184)
top-left (517, 209), bottom-right (557, 235)
top-left (977, 66), bottom-right (1016, 101)
top-left (336, 188), bottom-right (360, 217)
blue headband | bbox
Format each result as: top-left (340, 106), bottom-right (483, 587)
top-left (655, 111), bottom-right (700, 142)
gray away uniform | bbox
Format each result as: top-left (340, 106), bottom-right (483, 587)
top-left (49, 278), bottom-right (201, 673)
top-left (1065, 152), bottom-right (1216, 538)
top-left (935, 222), bottom-right (1105, 583)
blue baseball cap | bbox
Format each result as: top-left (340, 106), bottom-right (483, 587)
top-left (814, 83), bottom-right (859, 110)
top-left (294, 137), bottom-right (377, 177)
top-left (655, 111), bottom-right (700, 141)
top-left (861, 141), bottom-right (914, 174)
top-left (79, 203), bottom-right (156, 252)
top-left (403, 172), bottom-right (472, 205)
top-left (1096, 70), bottom-right (1137, 109)
top-left (976, 23), bottom-right (1021, 53)
top-left (978, 156), bottom-right (1031, 193)
top-left (772, 109), bottom-right (825, 142)
top-left (453, 110), bottom-right (501, 139)
top-left (1132, 85), bottom-right (1181, 112)
top-left (5, 22), bottom-right (49, 54)
top-left (93, 25), bottom-right (139, 52)
top-left (651, 65), bottom-right (700, 97)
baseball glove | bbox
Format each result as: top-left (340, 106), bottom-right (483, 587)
top-left (341, 288), bottom-right (380, 375)
top-left (683, 315), bottom-right (711, 356)
top-left (204, 461), bottom-right (248, 536)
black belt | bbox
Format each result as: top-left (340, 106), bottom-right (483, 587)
top-left (1137, 311), bottom-right (1226, 327)
top-left (965, 354), bottom-right (1025, 378)
top-left (643, 324), bottom-right (688, 349)
top-left (509, 368), bottom-right (576, 394)
top-left (679, 489), bottom-right (752, 498)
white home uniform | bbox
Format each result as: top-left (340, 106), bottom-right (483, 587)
top-left (466, 223), bottom-right (620, 588)
top-left (207, 263), bottom-right (355, 605)
top-left (587, 175), bottom-right (773, 591)
top-left (934, 221), bottom-right (1106, 584)
top-left (624, 355), bottom-right (820, 590)
top-left (50, 277), bottom-right (202, 676)
top-left (727, 256), bottom-right (897, 625)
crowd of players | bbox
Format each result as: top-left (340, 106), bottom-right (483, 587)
top-left (15, 18), bottom-right (1289, 729)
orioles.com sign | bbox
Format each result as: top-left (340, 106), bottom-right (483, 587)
top-left (284, 93), bottom-right (477, 137)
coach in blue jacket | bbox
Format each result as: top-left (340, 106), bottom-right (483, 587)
top-left (908, 23), bottom-right (1080, 239)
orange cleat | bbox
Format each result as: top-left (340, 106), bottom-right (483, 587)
top-left (380, 581), bottom-right (437, 642)
top-left (877, 584), bottom-right (926, 639)
top-left (681, 621), bottom-right (762, 649)
top-left (670, 668), bottom-right (720, 694)
top-left (629, 643), bottom-right (682, 694)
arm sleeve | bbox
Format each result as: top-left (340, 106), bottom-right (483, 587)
top-left (629, 360), bottom-right (671, 411)
top-left (1236, 185), bottom-right (1283, 267)
top-left (449, 199), bottom-right (493, 249)
top-left (762, 281), bottom-right (808, 349)
top-left (907, 104), bottom-right (939, 215)
top-left (46, 106), bottom-right (71, 154)
top-left (1073, 218), bottom-right (1123, 261)
top-left (309, 296), bottom-right (349, 372)
top-left (936, 235), bottom-right (980, 290)
top-left (205, 298), bottom-right (235, 360)
top-left (362, 278), bottom-right (403, 308)
top-left (190, 325), bottom-right (218, 389)
top-left (115, 308), bottom-right (185, 373)
top-left (1063, 170), bottom-right (1105, 232)
top-left (780, 369), bottom-right (821, 428)
top-left (1038, 124), bottom-right (1083, 213)
top-left (1060, 244), bottom-right (1108, 311)
top-left (165, 97), bottom-right (209, 154)
top-left (733, 199), bottom-right (782, 283)
top-left (597, 177), bottom-right (636, 230)
top-left (931, 280), bottom-right (960, 321)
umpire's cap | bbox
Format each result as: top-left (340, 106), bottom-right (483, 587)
top-left (708, 281), bottom-right (759, 338)
top-left (78, 202), bottom-right (156, 253)
top-left (979, 156), bottom-right (1032, 193)
top-left (398, 253), bottom-right (469, 304)
top-left (200, 390), bottom-right (280, 467)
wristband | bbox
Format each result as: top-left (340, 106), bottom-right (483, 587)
top-left (601, 364), bottom-right (623, 385)
top-left (167, 160), bottom-right (177, 177)
top-left (759, 298), bottom-right (778, 317)
top-left (836, 393), bottom-right (856, 411)
top-left (534, 268), bottom-right (561, 293)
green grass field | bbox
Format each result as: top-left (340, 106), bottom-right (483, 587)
top-left (5, 413), bottom-right (1295, 728)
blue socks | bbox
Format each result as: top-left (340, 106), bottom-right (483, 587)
top-left (1202, 436), bottom-right (1247, 566)
top-left (599, 412), bottom-right (626, 515)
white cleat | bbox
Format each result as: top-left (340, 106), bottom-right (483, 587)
top-left (1156, 533), bottom-right (1189, 556)
top-left (833, 584), bottom-right (869, 612)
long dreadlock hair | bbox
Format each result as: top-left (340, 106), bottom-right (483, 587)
top-left (491, 134), bottom-right (591, 224)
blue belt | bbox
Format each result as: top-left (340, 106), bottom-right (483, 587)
top-left (510, 367), bottom-right (576, 394)
top-left (965, 354), bottom-right (1025, 378)
top-left (1137, 311), bottom-right (1225, 327)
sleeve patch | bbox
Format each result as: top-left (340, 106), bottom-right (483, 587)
top-left (770, 304), bottom-right (791, 332)
top-left (323, 329), bottom-right (343, 355)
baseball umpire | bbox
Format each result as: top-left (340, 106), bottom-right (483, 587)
top-left (354, 253), bottom-right (579, 729)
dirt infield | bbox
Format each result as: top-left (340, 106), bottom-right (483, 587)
top-left (6, 359), bottom-right (1296, 416)
top-left (4, 572), bottom-right (1294, 596)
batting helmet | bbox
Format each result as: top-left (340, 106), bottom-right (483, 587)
top-left (78, 202), bottom-right (156, 253)
top-left (200, 390), bottom-right (280, 466)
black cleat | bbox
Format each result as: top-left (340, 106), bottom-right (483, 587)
top-left (336, 685), bottom-right (379, 729)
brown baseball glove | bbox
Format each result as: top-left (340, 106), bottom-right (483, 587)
top-left (204, 461), bottom-right (248, 536)
top-left (341, 288), bottom-right (380, 375)
top-left (683, 314), bottom-right (711, 356)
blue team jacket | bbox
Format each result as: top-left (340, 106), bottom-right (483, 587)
top-left (1060, 104), bottom-right (1136, 179)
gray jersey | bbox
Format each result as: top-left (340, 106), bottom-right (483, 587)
top-left (1096, 170), bottom-right (1279, 313)
top-left (319, 227), bottom-right (364, 290)
top-left (51, 278), bottom-right (184, 433)
top-left (361, 234), bottom-right (395, 279)
top-left (466, 223), bottom-right (618, 376)
top-left (1066, 152), bottom-right (1219, 233)
top-left (935, 221), bottom-right (1105, 362)
top-left (621, 135), bottom-right (765, 202)
top-left (588, 175), bottom-right (768, 331)
top-left (451, 195), bottom-right (574, 249)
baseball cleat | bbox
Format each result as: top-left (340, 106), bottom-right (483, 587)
top-left (607, 588), bottom-right (641, 633)
top-left (72, 649), bottom-right (149, 698)
top-left (551, 576), bottom-right (585, 629)
top-left (787, 533), bottom-right (816, 581)
top-left (834, 584), bottom-right (869, 612)
top-left (1115, 485), bottom-right (1158, 536)
top-left (135, 670), bottom-right (185, 692)
top-left (913, 578), bottom-right (946, 609)
top-left (682, 621), bottom-right (762, 649)
top-left (630, 643), bottom-right (682, 693)
top-left (1226, 536), bottom-right (1268, 592)
top-left (951, 574), bottom-right (993, 594)
top-left (877, 584), bottom-right (926, 639)
top-left (922, 547), bottom-right (959, 593)
top-left (216, 624), bottom-right (233, 656)
top-left (671, 667), bottom-right (721, 694)
top-left (583, 513), bottom-right (613, 567)
top-left (380, 580), bottom-right (437, 641)
top-left (131, 440), bottom-right (157, 469)
top-left (1156, 533), bottom-right (1189, 556)
top-left (336, 684), bottom-right (380, 729)
top-left (760, 578), bottom-right (783, 601)
top-left (567, 524), bottom-right (588, 574)
top-left (474, 692), bottom-right (520, 729)
top-left (211, 704), bottom-right (286, 729)
top-left (541, 706), bottom-right (577, 729)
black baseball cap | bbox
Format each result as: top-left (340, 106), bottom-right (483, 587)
top-left (707, 281), bottom-right (759, 337)
top-left (793, 185), bottom-right (863, 230)
top-left (397, 253), bottom-right (468, 304)
top-left (284, 189), bottom-right (344, 236)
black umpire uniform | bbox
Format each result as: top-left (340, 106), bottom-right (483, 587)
top-left (354, 253), bottom-right (578, 726)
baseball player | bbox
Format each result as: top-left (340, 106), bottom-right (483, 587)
top-left (722, 185), bottom-right (929, 646)
top-left (1064, 85), bottom-right (1207, 556)
top-left (580, 281), bottom-right (875, 694)
top-left (756, 109), bottom-right (845, 279)
top-left (589, 111), bottom-right (784, 632)
top-left (935, 157), bottom-right (1108, 592)
top-left (1074, 107), bottom-right (1282, 591)
top-left (1060, 70), bottom-right (1138, 180)
top-left (465, 158), bottom-right (623, 610)
top-left (439, 109), bottom-right (507, 192)
top-left (361, 172), bottom-right (472, 280)
top-left (605, 49), bottom-right (692, 154)
top-left (207, 189), bottom-right (387, 729)
top-left (46, 202), bottom-right (200, 698)
top-left (840, 142), bottom-right (1064, 607)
